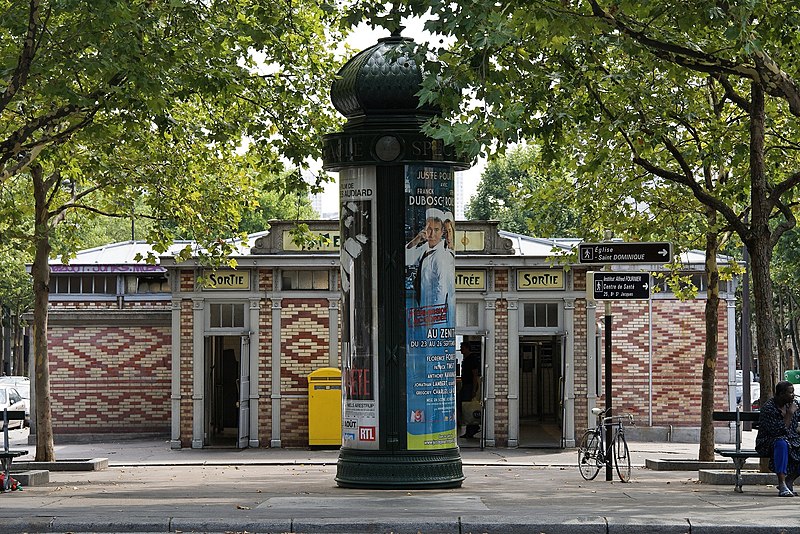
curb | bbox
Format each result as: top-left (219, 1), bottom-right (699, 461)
top-left (10, 469), bottom-right (48, 487)
top-left (645, 458), bottom-right (758, 471)
top-left (0, 517), bottom-right (795, 534)
top-left (12, 458), bottom-right (108, 471)
top-left (698, 469), bottom-right (775, 488)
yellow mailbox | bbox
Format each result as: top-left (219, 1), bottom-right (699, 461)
top-left (308, 367), bottom-right (342, 446)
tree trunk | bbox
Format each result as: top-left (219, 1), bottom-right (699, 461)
top-left (789, 294), bottom-right (800, 368)
top-left (778, 290), bottom-right (790, 370)
top-left (699, 213), bottom-right (720, 461)
top-left (751, 242), bottom-right (779, 394)
top-left (12, 313), bottom-right (23, 376)
top-left (748, 83), bottom-right (780, 403)
top-left (31, 163), bottom-right (55, 462)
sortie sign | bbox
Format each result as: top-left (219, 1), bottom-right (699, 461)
top-left (578, 242), bottom-right (671, 265)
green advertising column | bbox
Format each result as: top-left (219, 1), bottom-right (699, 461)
top-left (323, 31), bottom-right (471, 488)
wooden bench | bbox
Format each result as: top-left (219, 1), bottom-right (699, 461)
top-left (1, 409), bottom-right (27, 492)
top-left (713, 410), bottom-right (766, 493)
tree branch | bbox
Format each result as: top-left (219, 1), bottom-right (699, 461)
top-left (573, 42), bottom-right (752, 241)
top-left (0, 103), bottom-right (87, 178)
top-left (43, 170), bottom-right (63, 208)
top-left (770, 170), bottom-right (800, 208)
top-left (771, 197), bottom-right (798, 248)
top-left (0, 71), bottom-right (125, 181)
top-left (586, 0), bottom-right (800, 116)
top-left (47, 180), bottom-right (115, 221)
top-left (711, 74), bottom-right (751, 113)
top-left (0, 0), bottom-right (40, 113)
top-left (632, 155), bottom-right (748, 238)
top-left (48, 203), bottom-right (162, 229)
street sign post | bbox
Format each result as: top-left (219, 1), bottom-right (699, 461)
top-left (578, 242), bottom-right (671, 265)
top-left (588, 272), bottom-right (651, 301)
top-left (579, 240), bottom-right (668, 481)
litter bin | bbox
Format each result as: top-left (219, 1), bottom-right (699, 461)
top-left (786, 370), bottom-right (800, 384)
top-left (308, 367), bottom-right (342, 446)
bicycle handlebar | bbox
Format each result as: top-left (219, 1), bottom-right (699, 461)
top-left (600, 413), bottom-right (635, 426)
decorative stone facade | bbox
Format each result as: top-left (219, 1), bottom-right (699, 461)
top-left (48, 324), bottom-right (170, 435)
top-left (39, 223), bottom-right (739, 449)
top-left (42, 257), bottom-right (173, 440)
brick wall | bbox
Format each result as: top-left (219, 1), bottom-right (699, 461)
top-left (176, 270), bottom-right (199, 446)
top-left (573, 299), bottom-right (589, 439)
top-left (50, 298), bottom-right (170, 311)
top-left (596, 298), bottom-right (729, 427)
top-left (495, 268), bottom-right (509, 291)
top-left (281, 397), bottom-right (309, 447)
top-left (179, 270), bottom-right (194, 292)
top-left (48, 325), bottom-right (170, 435)
top-left (279, 298), bottom-right (330, 445)
top-left (494, 299), bottom-right (509, 446)
top-left (179, 298), bottom-right (193, 447)
top-left (258, 268), bottom-right (273, 446)
top-left (44, 258), bottom-right (731, 448)
top-left (50, 301), bottom-right (116, 310)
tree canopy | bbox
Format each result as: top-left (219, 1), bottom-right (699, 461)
top-left (355, 0), bottom-right (800, 389)
top-left (2, 0), bottom-right (348, 460)
top-left (348, 0), bottom-right (800, 462)
top-left (466, 144), bottom-right (581, 237)
top-left (2, 0), bottom-right (345, 256)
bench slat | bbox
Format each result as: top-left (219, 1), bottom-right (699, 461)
top-left (715, 448), bottom-right (765, 458)
top-left (713, 410), bottom-right (764, 493)
top-left (712, 411), bottom-right (760, 422)
top-left (2, 410), bottom-right (24, 420)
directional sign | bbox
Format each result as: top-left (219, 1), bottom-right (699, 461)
top-left (589, 272), bottom-right (651, 301)
top-left (578, 242), bottom-right (671, 264)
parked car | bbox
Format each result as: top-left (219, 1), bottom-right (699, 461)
top-left (734, 370), bottom-right (760, 409)
top-left (0, 385), bottom-right (26, 429)
top-left (0, 376), bottom-right (29, 425)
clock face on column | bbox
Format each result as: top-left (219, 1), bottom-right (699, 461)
top-left (375, 135), bottom-right (402, 162)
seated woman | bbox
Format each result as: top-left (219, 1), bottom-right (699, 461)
top-left (756, 380), bottom-right (800, 496)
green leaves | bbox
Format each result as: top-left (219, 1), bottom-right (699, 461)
top-left (1, 0), bottom-right (348, 262)
top-left (466, 144), bottom-right (582, 237)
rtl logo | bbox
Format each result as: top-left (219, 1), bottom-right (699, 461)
top-left (359, 426), bottom-right (376, 441)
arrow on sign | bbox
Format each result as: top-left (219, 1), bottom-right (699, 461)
top-left (578, 242), bottom-right (672, 264)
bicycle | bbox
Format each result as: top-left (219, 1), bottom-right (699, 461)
top-left (577, 407), bottom-right (633, 482)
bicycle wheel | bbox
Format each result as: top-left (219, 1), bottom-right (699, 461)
top-left (613, 431), bottom-right (631, 482)
top-left (578, 430), bottom-right (601, 480)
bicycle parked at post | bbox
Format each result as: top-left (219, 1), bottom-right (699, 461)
top-left (577, 407), bottom-right (633, 482)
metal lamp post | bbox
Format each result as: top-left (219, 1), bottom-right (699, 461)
top-left (323, 30), bottom-right (471, 488)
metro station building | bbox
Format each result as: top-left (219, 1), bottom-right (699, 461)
top-left (38, 219), bottom-right (739, 449)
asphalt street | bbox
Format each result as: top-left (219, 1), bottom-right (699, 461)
top-left (1, 428), bottom-right (798, 534)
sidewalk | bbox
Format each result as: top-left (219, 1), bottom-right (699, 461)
top-left (9, 427), bottom-right (737, 466)
top-left (2, 429), bottom-right (796, 534)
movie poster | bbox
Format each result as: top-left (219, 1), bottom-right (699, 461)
top-left (340, 167), bottom-right (378, 449)
top-left (404, 164), bottom-right (457, 450)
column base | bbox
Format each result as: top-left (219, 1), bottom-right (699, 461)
top-left (336, 447), bottom-right (464, 489)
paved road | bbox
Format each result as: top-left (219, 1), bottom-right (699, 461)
top-left (1, 429), bottom-right (797, 533)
